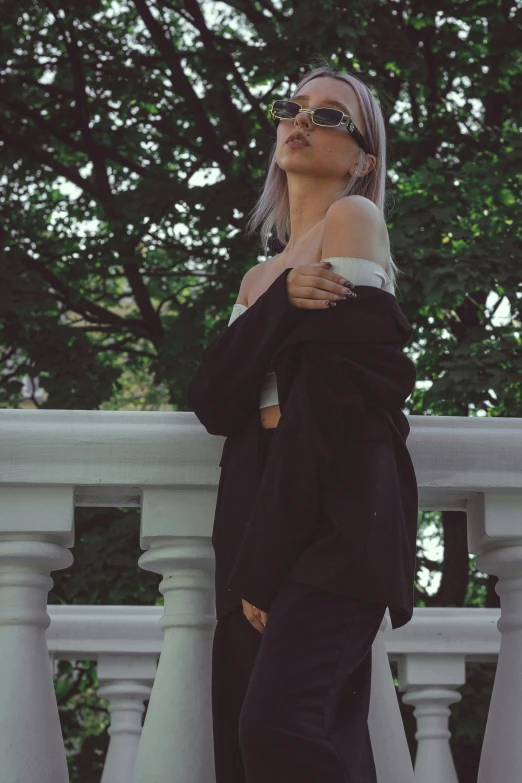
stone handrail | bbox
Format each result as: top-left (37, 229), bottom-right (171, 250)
top-left (0, 410), bottom-right (521, 783)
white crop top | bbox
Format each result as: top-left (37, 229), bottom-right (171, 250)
top-left (227, 257), bottom-right (395, 410)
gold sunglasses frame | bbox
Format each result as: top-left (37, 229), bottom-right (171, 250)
top-left (269, 100), bottom-right (370, 154)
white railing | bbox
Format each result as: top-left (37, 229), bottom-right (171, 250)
top-left (47, 605), bottom-right (163, 783)
top-left (1, 410), bottom-right (521, 783)
top-left (47, 604), bottom-right (501, 783)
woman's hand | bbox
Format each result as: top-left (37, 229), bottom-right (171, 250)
top-left (285, 261), bottom-right (357, 310)
top-left (242, 598), bottom-right (268, 633)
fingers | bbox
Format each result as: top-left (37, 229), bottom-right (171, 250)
top-left (294, 280), bottom-right (357, 308)
top-left (290, 296), bottom-right (332, 310)
top-left (285, 266), bottom-right (357, 310)
top-left (248, 616), bottom-right (265, 633)
top-left (242, 600), bottom-right (267, 633)
top-left (309, 261), bottom-right (355, 289)
top-left (295, 266), bottom-right (356, 297)
top-left (308, 269), bottom-right (356, 294)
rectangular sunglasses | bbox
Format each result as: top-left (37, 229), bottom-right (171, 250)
top-left (269, 99), bottom-right (370, 154)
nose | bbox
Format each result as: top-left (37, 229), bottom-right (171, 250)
top-left (294, 110), bottom-right (312, 130)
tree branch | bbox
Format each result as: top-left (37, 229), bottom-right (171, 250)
top-left (43, 1), bottom-right (112, 202)
top-left (221, 0), bottom-right (274, 30)
top-left (0, 90), bottom-right (150, 178)
top-left (182, 0), bottom-right (272, 137)
top-left (132, 0), bottom-right (232, 168)
top-left (0, 128), bottom-right (99, 198)
top-left (122, 260), bottom-right (165, 344)
top-left (18, 250), bottom-right (151, 339)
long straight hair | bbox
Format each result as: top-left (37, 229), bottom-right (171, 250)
top-left (245, 60), bottom-right (401, 292)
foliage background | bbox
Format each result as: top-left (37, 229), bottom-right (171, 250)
top-left (1, 0), bottom-right (521, 779)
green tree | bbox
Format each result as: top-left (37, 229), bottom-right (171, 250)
top-left (2, 1), bottom-right (521, 780)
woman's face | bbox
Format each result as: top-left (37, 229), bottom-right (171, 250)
top-left (275, 76), bottom-right (375, 183)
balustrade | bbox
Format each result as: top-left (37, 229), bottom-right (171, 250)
top-left (0, 410), bottom-right (520, 782)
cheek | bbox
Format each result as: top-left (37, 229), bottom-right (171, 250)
top-left (316, 145), bottom-right (352, 171)
top-left (274, 140), bottom-right (286, 166)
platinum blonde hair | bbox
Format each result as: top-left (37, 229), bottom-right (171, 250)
top-left (245, 59), bottom-right (402, 293)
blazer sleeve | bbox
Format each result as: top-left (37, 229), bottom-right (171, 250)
top-left (186, 267), bottom-right (304, 436)
top-left (225, 339), bottom-right (367, 611)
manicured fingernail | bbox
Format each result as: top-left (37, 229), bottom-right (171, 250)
top-left (326, 301), bottom-right (337, 307)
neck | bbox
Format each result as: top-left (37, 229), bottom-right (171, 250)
top-left (284, 174), bottom-right (345, 254)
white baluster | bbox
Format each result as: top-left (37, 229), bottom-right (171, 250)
top-left (476, 543), bottom-right (522, 783)
top-left (98, 653), bottom-right (157, 783)
top-left (369, 613), bottom-right (415, 783)
top-left (131, 488), bottom-right (216, 783)
top-left (399, 653), bottom-right (464, 783)
top-left (0, 486), bottom-right (74, 783)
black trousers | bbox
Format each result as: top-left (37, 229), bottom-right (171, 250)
top-left (211, 425), bottom-right (387, 782)
top-left (211, 579), bottom-right (386, 783)
top-left (212, 581), bottom-right (386, 783)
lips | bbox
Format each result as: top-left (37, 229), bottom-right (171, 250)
top-left (286, 131), bottom-right (309, 146)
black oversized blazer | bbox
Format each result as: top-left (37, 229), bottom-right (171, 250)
top-left (187, 267), bottom-right (418, 629)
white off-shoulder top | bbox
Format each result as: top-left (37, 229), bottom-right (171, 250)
top-left (227, 257), bottom-right (395, 410)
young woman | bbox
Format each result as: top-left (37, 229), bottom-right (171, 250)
top-left (187, 63), bottom-right (418, 783)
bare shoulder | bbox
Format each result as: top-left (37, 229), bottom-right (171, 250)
top-left (322, 195), bottom-right (389, 270)
top-left (326, 194), bottom-right (384, 223)
top-left (234, 262), bottom-right (266, 307)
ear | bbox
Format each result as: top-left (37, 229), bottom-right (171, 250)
top-left (359, 154), bottom-right (377, 177)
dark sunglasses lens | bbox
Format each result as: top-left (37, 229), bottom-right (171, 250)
top-left (271, 100), bottom-right (299, 119)
top-left (313, 107), bottom-right (343, 126)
